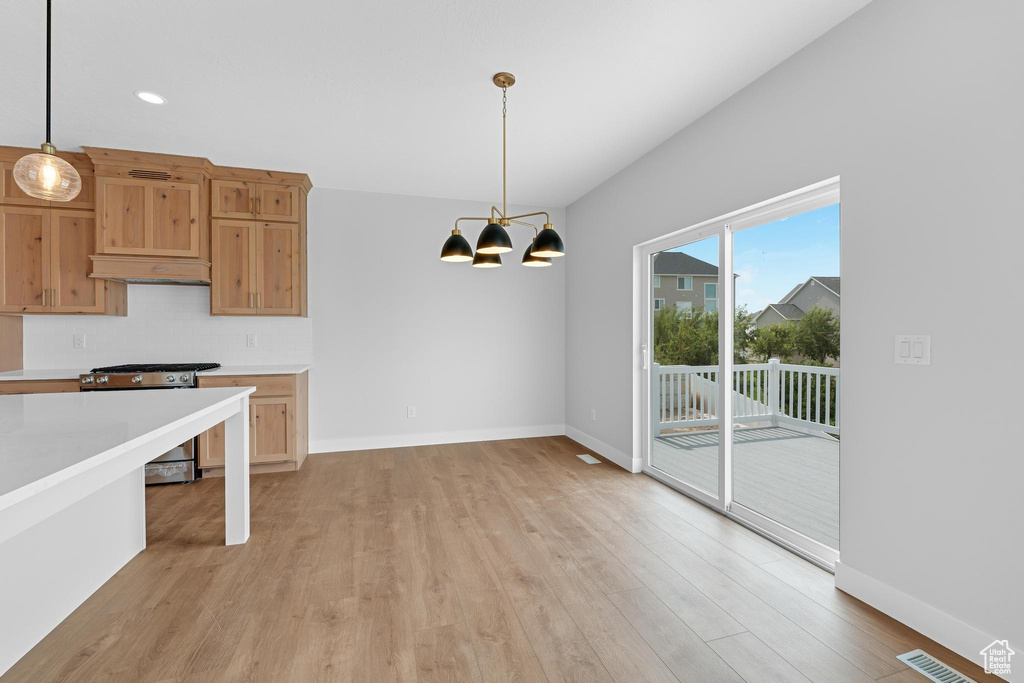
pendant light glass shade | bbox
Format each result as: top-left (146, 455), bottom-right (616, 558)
top-left (476, 222), bottom-right (513, 254)
top-left (472, 252), bottom-right (502, 268)
top-left (440, 229), bottom-right (473, 262)
top-left (531, 225), bottom-right (565, 257)
top-left (522, 239), bottom-right (552, 267)
top-left (14, 148), bottom-right (81, 201)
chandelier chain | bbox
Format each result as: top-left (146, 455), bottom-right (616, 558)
top-left (502, 87), bottom-right (507, 117)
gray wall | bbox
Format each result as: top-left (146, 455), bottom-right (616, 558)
top-left (789, 280), bottom-right (839, 317)
top-left (565, 0), bottom-right (1022, 662)
top-left (307, 188), bottom-right (566, 452)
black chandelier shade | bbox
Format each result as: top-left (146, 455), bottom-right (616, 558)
top-left (531, 226), bottom-right (565, 257)
top-left (440, 230), bottom-right (474, 262)
top-left (472, 251), bottom-right (502, 268)
top-left (522, 239), bottom-right (552, 267)
top-left (476, 222), bottom-right (513, 254)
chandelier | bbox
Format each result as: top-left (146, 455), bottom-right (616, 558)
top-left (440, 73), bottom-right (564, 268)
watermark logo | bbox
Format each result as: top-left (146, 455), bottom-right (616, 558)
top-left (980, 639), bottom-right (1014, 677)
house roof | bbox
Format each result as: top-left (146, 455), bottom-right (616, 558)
top-left (812, 276), bottom-right (840, 295)
top-left (780, 276), bottom-right (841, 304)
top-left (653, 252), bottom-right (718, 276)
top-left (763, 303), bottom-right (804, 320)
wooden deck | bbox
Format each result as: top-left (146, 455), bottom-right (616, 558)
top-left (652, 426), bottom-right (839, 548)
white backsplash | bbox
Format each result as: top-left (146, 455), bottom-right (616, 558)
top-left (22, 285), bottom-right (312, 369)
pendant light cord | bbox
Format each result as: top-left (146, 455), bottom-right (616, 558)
top-left (45, 0), bottom-right (52, 144)
top-left (502, 86), bottom-right (507, 219)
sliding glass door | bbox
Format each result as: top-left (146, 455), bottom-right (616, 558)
top-left (642, 179), bottom-right (840, 567)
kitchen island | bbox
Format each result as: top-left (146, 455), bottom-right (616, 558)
top-left (0, 387), bottom-right (254, 675)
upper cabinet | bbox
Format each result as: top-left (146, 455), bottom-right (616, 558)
top-left (95, 177), bottom-right (201, 257)
top-left (211, 180), bottom-right (301, 222)
top-left (1, 159), bottom-right (94, 211)
top-left (0, 205), bottom-right (125, 315)
top-left (210, 219), bottom-right (304, 316)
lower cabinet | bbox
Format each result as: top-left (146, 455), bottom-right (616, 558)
top-left (196, 371), bottom-right (308, 474)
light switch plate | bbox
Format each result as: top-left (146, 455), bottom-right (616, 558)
top-left (894, 334), bottom-right (930, 365)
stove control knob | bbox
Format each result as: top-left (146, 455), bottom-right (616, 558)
top-left (97, 376), bottom-right (108, 384)
top-left (81, 376), bottom-right (94, 384)
top-left (132, 375), bottom-right (143, 384)
top-left (166, 375), bottom-right (176, 383)
top-left (180, 374), bottom-right (190, 383)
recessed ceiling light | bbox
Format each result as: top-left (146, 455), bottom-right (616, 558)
top-left (135, 91), bottom-right (166, 105)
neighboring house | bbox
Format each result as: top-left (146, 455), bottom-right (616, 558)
top-left (754, 276), bottom-right (840, 328)
top-left (652, 252), bottom-right (724, 314)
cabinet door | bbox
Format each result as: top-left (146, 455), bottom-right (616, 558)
top-left (198, 422), bottom-right (226, 468)
top-left (0, 206), bottom-right (50, 312)
top-left (255, 184), bottom-right (300, 222)
top-left (150, 182), bottom-right (200, 255)
top-left (211, 180), bottom-right (256, 219)
top-left (252, 396), bottom-right (295, 463)
top-left (96, 177), bottom-right (199, 256)
top-left (59, 166), bottom-right (96, 210)
top-left (96, 177), bottom-right (147, 252)
top-left (256, 221), bottom-right (301, 315)
top-left (50, 210), bottom-right (105, 313)
top-left (1, 163), bottom-right (49, 207)
top-left (210, 219), bottom-right (257, 315)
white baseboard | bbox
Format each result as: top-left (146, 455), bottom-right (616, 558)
top-left (564, 425), bottom-right (641, 473)
top-left (835, 561), bottom-right (1012, 681)
top-left (310, 424), bottom-right (566, 454)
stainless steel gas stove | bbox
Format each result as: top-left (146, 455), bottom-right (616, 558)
top-left (79, 363), bottom-right (221, 484)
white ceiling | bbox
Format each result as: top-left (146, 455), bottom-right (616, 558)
top-left (2, 0), bottom-right (869, 208)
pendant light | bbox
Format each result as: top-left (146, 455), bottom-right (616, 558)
top-left (14, 0), bottom-right (81, 202)
top-left (472, 252), bottom-right (502, 268)
top-left (521, 238), bottom-right (552, 267)
top-left (440, 229), bottom-right (474, 262)
top-left (440, 73), bottom-right (564, 267)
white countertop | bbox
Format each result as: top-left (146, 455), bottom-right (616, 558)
top-left (0, 364), bottom-right (310, 382)
top-left (0, 387), bottom-right (253, 506)
top-left (198, 364), bottom-right (310, 376)
top-left (0, 368), bottom-right (90, 382)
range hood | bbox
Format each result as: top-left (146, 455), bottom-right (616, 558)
top-left (89, 255), bottom-right (211, 285)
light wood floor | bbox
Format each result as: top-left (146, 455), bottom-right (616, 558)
top-left (5, 436), bottom-right (997, 682)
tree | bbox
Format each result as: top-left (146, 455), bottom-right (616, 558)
top-left (653, 305), bottom-right (755, 366)
top-left (793, 306), bottom-right (840, 363)
top-left (752, 322), bottom-right (795, 361)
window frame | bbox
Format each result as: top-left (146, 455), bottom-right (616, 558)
top-left (677, 276), bottom-right (693, 291)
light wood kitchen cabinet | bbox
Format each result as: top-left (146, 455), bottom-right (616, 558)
top-left (0, 206), bottom-right (48, 312)
top-left (211, 180), bottom-right (301, 223)
top-left (95, 177), bottom-right (201, 257)
top-left (211, 219), bottom-right (304, 315)
top-left (197, 371), bottom-right (308, 474)
top-left (210, 219), bottom-right (257, 315)
top-left (1, 160), bottom-right (94, 210)
top-left (0, 379), bottom-right (80, 394)
top-left (0, 205), bottom-right (126, 315)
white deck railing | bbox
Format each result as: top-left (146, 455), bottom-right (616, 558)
top-left (652, 359), bottom-right (839, 435)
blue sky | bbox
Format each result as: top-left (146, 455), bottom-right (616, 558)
top-left (667, 203), bottom-right (839, 312)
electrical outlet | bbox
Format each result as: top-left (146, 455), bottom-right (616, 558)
top-left (246, 334), bottom-right (257, 348)
top-left (73, 334), bottom-right (86, 349)
top-left (590, 408), bottom-right (597, 421)
top-left (407, 406), bottom-right (417, 418)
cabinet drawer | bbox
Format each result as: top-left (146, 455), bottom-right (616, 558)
top-left (197, 373), bottom-right (295, 397)
top-left (0, 379), bottom-right (80, 394)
